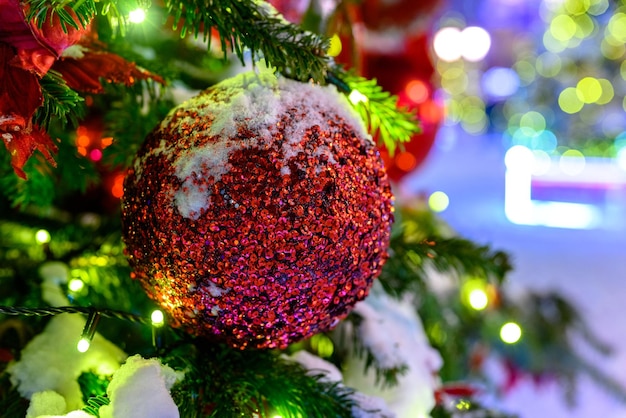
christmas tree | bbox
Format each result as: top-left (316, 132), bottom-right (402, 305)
top-left (0, 1), bottom-right (623, 417)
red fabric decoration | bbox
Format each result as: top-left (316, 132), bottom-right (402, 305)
top-left (359, 0), bottom-right (442, 33)
top-left (54, 49), bottom-right (166, 94)
top-left (0, 43), bottom-right (57, 179)
top-left (2, 123), bottom-right (58, 179)
top-left (0, 2), bottom-right (163, 178)
top-left (0, 43), bottom-right (42, 120)
top-left (0, 0), bottom-right (88, 76)
top-left (329, 0), bottom-right (444, 180)
top-left (0, 0), bottom-right (87, 178)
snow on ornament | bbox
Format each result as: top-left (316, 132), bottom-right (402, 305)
top-left (121, 68), bottom-right (394, 350)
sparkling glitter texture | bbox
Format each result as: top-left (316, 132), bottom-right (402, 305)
top-left (121, 70), bottom-right (394, 349)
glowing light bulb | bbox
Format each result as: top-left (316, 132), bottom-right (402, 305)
top-left (428, 191), bottom-right (449, 212)
top-left (433, 27), bottom-right (463, 62)
top-left (405, 79), bottom-right (429, 104)
top-left (111, 174), bottom-right (125, 199)
top-left (35, 229), bottom-right (51, 244)
top-left (151, 310), bottom-right (165, 327)
top-left (504, 145), bottom-right (534, 171)
top-left (617, 147), bottom-right (626, 171)
top-left (456, 399), bottom-right (471, 411)
top-left (128, 8), bottom-right (146, 24)
top-left (500, 322), bottom-right (522, 344)
top-left (468, 289), bottom-right (488, 310)
top-left (558, 87), bottom-right (584, 114)
top-left (68, 278), bottom-right (85, 292)
top-left (461, 26), bottom-right (491, 61)
top-left (327, 34), bottom-right (342, 57)
top-left (348, 89), bottom-right (368, 105)
top-left (77, 338), bottom-right (91, 353)
top-left (89, 149), bottom-right (103, 161)
top-left (482, 67), bottom-right (519, 99)
top-left (576, 77), bottom-right (602, 104)
top-left (559, 150), bottom-right (586, 176)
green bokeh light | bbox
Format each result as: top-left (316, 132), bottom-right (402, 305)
top-left (559, 87), bottom-right (584, 113)
top-left (576, 77), bottom-right (602, 103)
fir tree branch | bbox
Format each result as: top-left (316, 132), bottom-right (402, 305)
top-left (0, 158), bottom-right (57, 208)
top-left (0, 375), bottom-right (28, 418)
top-left (414, 238), bottom-right (512, 284)
top-left (330, 67), bottom-right (421, 155)
top-left (336, 313), bottom-right (409, 388)
top-left (82, 395), bottom-right (110, 417)
top-left (78, 371), bottom-right (112, 404)
top-left (164, 339), bottom-right (355, 417)
top-left (35, 70), bottom-right (85, 131)
top-left (163, 0), bottom-right (330, 82)
top-left (431, 402), bottom-right (518, 418)
top-left (26, 0), bottom-right (97, 31)
top-left (379, 209), bottom-right (513, 298)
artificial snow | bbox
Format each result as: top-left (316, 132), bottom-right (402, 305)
top-left (26, 391), bottom-right (67, 417)
top-left (340, 283), bottom-right (442, 418)
top-left (38, 262), bottom-right (71, 307)
top-left (289, 349), bottom-right (344, 383)
top-left (351, 392), bottom-right (396, 418)
top-left (288, 350), bottom-right (396, 417)
top-left (98, 355), bottom-right (184, 418)
top-left (165, 68), bottom-right (369, 219)
top-left (7, 314), bottom-right (126, 411)
top-left (172, 144), bottom-right (233, 219)
top-left (26, 390), bottom-right (94, 418)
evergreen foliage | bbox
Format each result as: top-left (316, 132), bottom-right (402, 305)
top-left (26, 0), bottom-right (96, 30)
top-left (164, 0), bottom-right (330, 82)
top-left (35, 70), bottom-right (85, 131)
top-left (332, 68), bottom-right (421, 155)
top-left (163, 339), bottom-right (356, 417)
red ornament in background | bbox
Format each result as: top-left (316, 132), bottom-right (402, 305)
top-left (364, 35), bottom-right (444, 182)
top-left (122, 71), bottom-right (394, 350)
top-left (334, 0), bottom-right (445, 182)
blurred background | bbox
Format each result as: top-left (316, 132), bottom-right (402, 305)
top-left (389, 0), bottom-right (626, 416)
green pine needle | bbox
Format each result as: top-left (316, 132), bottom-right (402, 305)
top-left (431, 402), bottom-right (518, 418)
top-left (331, 67), bottom-right (421, 155)
top-left (0, 159), bottom-right (57, 208)
top-left (26, 0), bottom-right (97, 32)
top-left (0, 375), bottom-right (28, 418)
top-left (35, 70), bottom-right (85, 131)
top-left (164, 339), bottom-right (355, 418)
top-left (82, 395), bottom-right (110, 417)
top-left (164, 0), bottom-right (330, 82)
top-left (337, 313), bottom-right (409, 388)
top-left (378, 208), bottom-right (512, 298)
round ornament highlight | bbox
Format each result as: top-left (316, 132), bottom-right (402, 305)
top-left (121, 70), bottom-right (394, 349)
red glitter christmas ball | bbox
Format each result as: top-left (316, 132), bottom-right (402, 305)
top-left (121, 70), bottom-right (394, 349)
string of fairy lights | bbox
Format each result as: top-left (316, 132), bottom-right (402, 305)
top-left (0, 304), bottom-right (164, 352)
